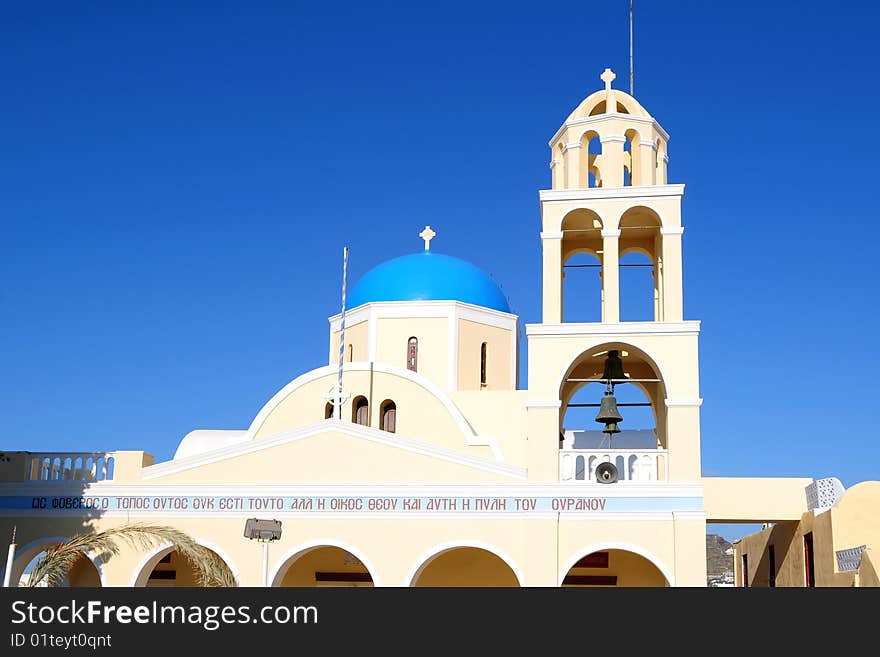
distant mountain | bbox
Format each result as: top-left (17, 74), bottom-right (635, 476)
top-left (707, 534), bottom-right (735, 585)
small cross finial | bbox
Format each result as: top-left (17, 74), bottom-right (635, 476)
top-left (600, 68), bottom-right (616, 92)
top-left (419, 225), bottom-right (436, 251)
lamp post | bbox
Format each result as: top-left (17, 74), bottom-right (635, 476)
top-left (243, 518), bottom-right (282, 587)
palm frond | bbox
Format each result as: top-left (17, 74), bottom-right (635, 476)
top-left (27, 523), bottom-right (236, 587)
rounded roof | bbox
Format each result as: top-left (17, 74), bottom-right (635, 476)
top-left (347, 251), bottom-right (511, 313)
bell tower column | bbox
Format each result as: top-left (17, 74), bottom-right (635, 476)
top-left (639, 140), bottom-right (657, 186)
top-left (660, 227), bottom-right (684, 321)
top-left (541, 232), bottom-right (563, 323)
top-left (563, 142), bottom-right (581, 189)
top-left (601, 229), bottom-right (620, 322)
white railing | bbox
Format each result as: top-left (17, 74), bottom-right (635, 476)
top-left (27, 453), bottom-right (115, 482)
top-left (559, 449), bottom-right (666, 483)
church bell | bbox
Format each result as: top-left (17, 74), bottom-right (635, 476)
top-left (601, 349), bottom-right (627, 384)
top-left (594, 387), bottom-right (623, 425)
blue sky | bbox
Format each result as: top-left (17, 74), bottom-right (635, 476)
top-left (2, 2), bottom-right (878, 542)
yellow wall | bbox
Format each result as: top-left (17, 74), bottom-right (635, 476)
top-left (413, 547), bottom-right (519, 587)
top-left (375, 317), bottom-right (448, 387)
top-left (456, 319), bottom-right (514, 390)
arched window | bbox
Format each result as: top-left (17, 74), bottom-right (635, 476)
top-left (352, 396), bottom-right (369, 426)
top-left (480, 342), bottom-right (488, 387)
top-left (380, 400), bottom-right (396, 433)
top-left (348, 344), bottom-right (353, 361)
top-left (325, 402), bottom-right (334, 419)
top-left (407, 337), bottom-right (418, 372)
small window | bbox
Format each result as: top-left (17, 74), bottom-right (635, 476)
top-left (407, 337), bottom-right (418, 372)
top-left (381, 400), bottom-right (396, 433)
top-left (741, 554), bottom-right (749, 588)
top-left (480, 342), bottom-right (488, 387)
top-left (768, 544), bottom-right (776, 588)
top-left (353, 397), bottom-right (369, 426)
top-left (348, 344), bottom-right (353, 362)
top-left (804, 533), bottom-right (815, 588)
top-left (325, 402), bottom-right (334, 420)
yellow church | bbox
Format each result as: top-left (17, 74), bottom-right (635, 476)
top-left (2, 69), bottom-right (877, 588)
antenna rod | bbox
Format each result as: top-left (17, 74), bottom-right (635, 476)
top-left (335, 247), bottom-right (349, 421)
top-left (629, 0), bottom-right (634, 96)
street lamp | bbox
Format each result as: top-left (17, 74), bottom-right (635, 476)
top-left (244, 518), bottom-right (282, 586)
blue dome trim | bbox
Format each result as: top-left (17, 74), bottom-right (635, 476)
top-left (347, 252), bottom-right (511, 313)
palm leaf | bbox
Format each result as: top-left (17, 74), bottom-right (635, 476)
top-left (27, 523), bottom-right (236, 588)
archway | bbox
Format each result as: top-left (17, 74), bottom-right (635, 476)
top-left (410, 546), bottom-right (520, 587)
top-left (273, 545), bottom-right (374, 587)
top-left (6, 537), bottom-right (103, 587)
top-left (561, 548), bottom-right (670, 587)
top-left (132, 544), bottom-right (236, 587)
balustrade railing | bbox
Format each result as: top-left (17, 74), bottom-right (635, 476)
top-left (559, 449), bottom-right (666, 483)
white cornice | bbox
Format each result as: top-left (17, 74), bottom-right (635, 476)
top-left (538, 184), bottom-right (685, 203)
top-left (0, 481), bottom-right (704, 499)
top-left (639, 140), bottom-right (658, 149)
top-left (660, 227), bottom-right (684, 236)
top-left (540, 231), bottom-right (564, 240)
top-left (330, 300), bottom-right (518, 330)
top-left (599, 135), bottom-right (626, 143)
top-left (141, 420), bottom-right (525, 481)
top-left (665, 399), bottom-right (703, 408)
top-left (525, 320), bottom-right (701, 337)
top-left (561, 141), bottom-right (582, 153)
top-left (600, 229), bottom-right (621, 238)
top-left (548, 114), bottom-right (670, 149)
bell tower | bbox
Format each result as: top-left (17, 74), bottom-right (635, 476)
top-left (525, 69), bottom-right (702, 490)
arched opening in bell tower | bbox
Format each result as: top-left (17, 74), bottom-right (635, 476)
top-left (579, 130), bottom-right (602, 188)
top-left (561, 209), bottom-right (604, 322)
top-left (558, 343), bottom-right (668, 483)
top-left (618, 206), bottom-right (661, 321)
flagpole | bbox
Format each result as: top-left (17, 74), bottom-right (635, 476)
top-left (335, 247), bottom-right (349, 421)
top-left (629, 0), bottom-right (634, 96)
top-left (3, 526), bottom-right (16, 587)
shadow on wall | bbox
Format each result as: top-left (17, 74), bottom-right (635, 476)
top-left (0, 451), bottom-right (109, 587)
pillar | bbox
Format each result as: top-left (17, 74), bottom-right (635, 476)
top-left (541, 233), bottom-right (563, 323)
top-left (660, 227), bottom-right (684, 321)
top-left (601, 229), bottom-right (620, 323)
top-left (639, 140), bottom-right (657, 186)
top-left (563, 142), bottom-right (581, 189)
top-left (599, 136), bottom-right (626, 187)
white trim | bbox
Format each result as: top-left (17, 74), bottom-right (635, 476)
top-left (600, 229), bottom-right (622, 238)
top-left (661, 153), bottom-right (669, 162)
top-left (241, 361), bottom-right (506, 461)
top-left (144, 420), bottom-right (521, 480)
top-left (639, 140), bottom-right (658, 149)
top-left (405, 540), bottom-right (525, 587)
top-left (660, 227), bottom-right (684, 236)
top-left (0, 481), bottom-right (704, 497)
top-left (599, 135), bottom-right (626, 143)
top-left (665, 399), bottom-right (703, 408)
top-left (268, 539), bottom-right (383, 587)
top-left (558, 542), bottom-right (675, 587)
top-left (526, 400), bottom-right (562, 409)
top-left (540, 231), bottom-right (564, 240)
top-left (547, 113), bottom-right (670, 147)
top-left (329, 300), bottom-right (517, 332)
top-left (525, 320), bottom-right (700, 337)
top-left (561, 141), bottom-right (582, 152)
top-left (448, 310), bottom-right (458, 391)
top-left (367, 305), bottom-right (378, 362)
top-left (539, 183), bottom-right (685, 203)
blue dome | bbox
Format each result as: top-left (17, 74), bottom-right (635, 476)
top-left (347, 251), bottom-right (511, 313)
